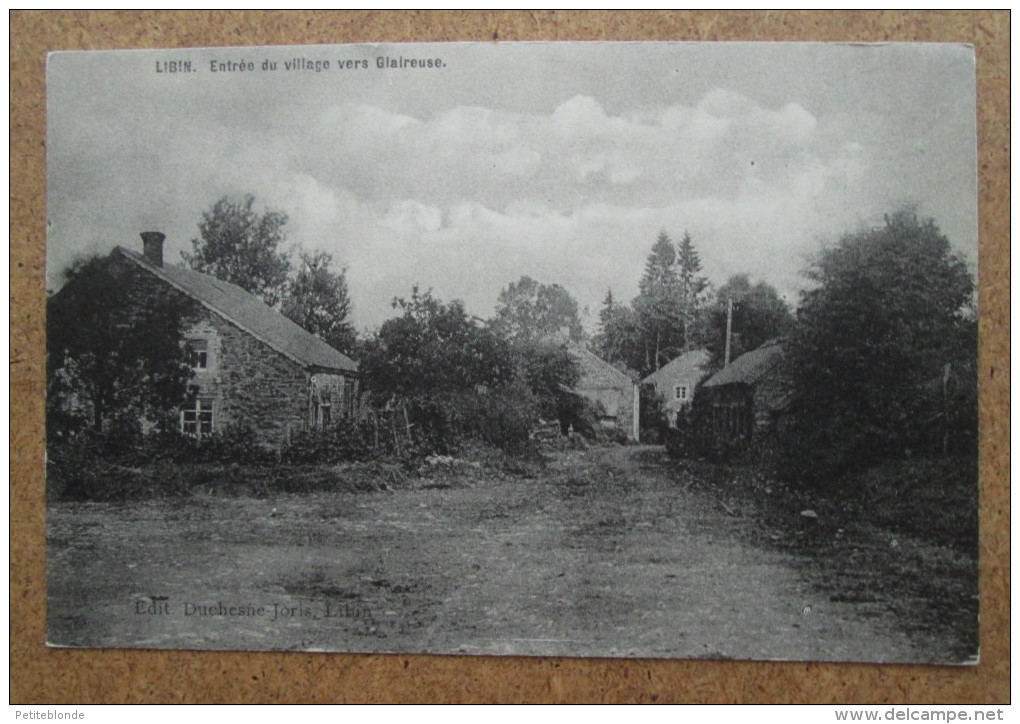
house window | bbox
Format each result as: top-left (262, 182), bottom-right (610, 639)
top-left (181, 398), bottom-right (214, 437)
top-left (344, 379), bottom-right (357, 418)
top-left (313, 385), bottom-right (333, 429)
top-left (675, 385), bottom-right (688, 401)
top-left (188, 339), bottom-right (209, 370)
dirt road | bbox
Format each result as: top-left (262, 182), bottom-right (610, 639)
top-left (47, 445), bottom-right (972, 662)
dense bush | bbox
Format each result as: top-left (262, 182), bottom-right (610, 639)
top-left (138, 424), bottom-right (274, 465)
top-left (551, 393), bottom-right (602, 440)
top-left (839, 456), bottom-right (978, 550)
top-left (673, 397), bottom-right (728, 461)
top-left (279, 383), bottom-right (544, 464)
top-left (598, 424), bottom-right (632, 446)
top-left (47, 422), bottom-right (274, 500)
top-left (663, 427), bottom-right (684, 458)
top-left (47, 254), bottom-right (200, 435)
top-left (783, 212), bottom-right (976, 485)
top-left (467, 386), bottom-right (540, 455)
top-left (357, 286), bottom-right (586, 456)
top-left (639, 386), bottom-right (667, 445)
top-left (281, 417), bottom-right (395, 465)
top-left (50, 458), bottom-right (194, 501)
top-left (404, 382), bottom-right (540, 456)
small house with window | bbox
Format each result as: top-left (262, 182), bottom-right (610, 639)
top-left (641, 349), bottom-right (711, 428)
top-left (60, 232), bottom-right (359, 446)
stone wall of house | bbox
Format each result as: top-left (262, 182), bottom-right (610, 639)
top-left (644, 352), bottom-right (711, 428)
top-left (571, 347), bottom-right (639, 439)
top-left (699, 384), bottom-right (754, 446)
top-left (107, 254), bottom-right (312, 446)
top-left (187, 310), bottom-right (309, 446)
top-left (575, 383), bottom-right (638, 440)
top-left (616, 383), bottom-right (638, 437)
top-left (309, 372), bottom-right (359, 425)
top-left (654, 371), bottom-right (705, 427)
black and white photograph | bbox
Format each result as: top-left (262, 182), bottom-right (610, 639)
top-left (45, 41), bottom-right (979, 664)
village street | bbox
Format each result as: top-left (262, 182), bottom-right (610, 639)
top-left (47, 445), bottom-right (973, 663)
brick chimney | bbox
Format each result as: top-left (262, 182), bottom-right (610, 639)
top-left (140, 231), bottom-right (165, 267)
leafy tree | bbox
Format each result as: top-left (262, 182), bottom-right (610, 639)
top-left (513, 340), bottom-right (582, 424)
top-left (491, 275), bottom-right (584, 344)
top-left (592, 289), bottom-right (643, 373)
top-left (47, 255), bottom-right (199, 433)
top-left (785, 211), bottom-right (976, 480)
top-left (488, 276), bottom-right (589, 432)
top-left (182, 195), bottom-right (291, 306)
top-left (360, 286), bottom-right (514, 401)
top-left (281, 250), bottom-right (356, 354)
top-left (633, 231), bottom-right (710, 374)
top-left (707, 275), bottom-right (793, 366)
top-left (359, 287), bottom-right (553, 454)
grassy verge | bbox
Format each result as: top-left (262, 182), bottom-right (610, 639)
top-left (46, 441), bottom-right (553, 502)
top-left (671, 453), bottom-right (979, 662)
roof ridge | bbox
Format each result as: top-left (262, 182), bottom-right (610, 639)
top-left (115, 246), bottom-right (358, 374)
top-left (641, 349), bottom-right (711, 384)
top-left (702, 339), bottom-right (784, 388)
top-left (569, 345), bottom-right (637, 383)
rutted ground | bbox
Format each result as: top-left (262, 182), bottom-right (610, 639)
top-left (46, 446), bottom-right (974, 662)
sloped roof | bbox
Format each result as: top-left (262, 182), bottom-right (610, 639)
top-left (701, 339), bottom-right (783, 389)
top-left (642, 348), bottom-right (711, 386)
top-left (569, 345), bottom-right (636, 390)
top-left (116, 247), bottom-right (358, 374)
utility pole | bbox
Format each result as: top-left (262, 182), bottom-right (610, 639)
top-left (724, 297), bottom-right (733, 366)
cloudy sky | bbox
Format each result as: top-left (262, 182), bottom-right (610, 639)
top-left (47, 42), bottom-right (977, 331)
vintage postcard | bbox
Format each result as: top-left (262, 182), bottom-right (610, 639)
top-left (46, 42), bottom-right (979, 663)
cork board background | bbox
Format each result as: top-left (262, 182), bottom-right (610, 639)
top-left (10, 10), bottom-right (1009, 704)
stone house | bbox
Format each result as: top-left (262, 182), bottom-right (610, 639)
top-left (59, 232), bottom-right (359, 446)
top-left (641, 348), bottom-right (711, 428)
top-left (568, 345), bottom-right (640, 441)
top-left (694, 338), bottom-right (790, 454)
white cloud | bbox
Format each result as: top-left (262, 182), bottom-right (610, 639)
top-left (551, 95), bottom-right (611, 138)
top-left (491, 147), bottom-right (542, 176)
top-left (382, 200), bottom-right (443, 237)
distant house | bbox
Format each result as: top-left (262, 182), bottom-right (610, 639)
top-left (53, 232), bottom-right (359, 446)
top-left (568, 346), bottom-right (640, 441)
top-left (695, 339), bottom-right (790, 453)
top-left (641, 348), bottom-right (711, 427)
